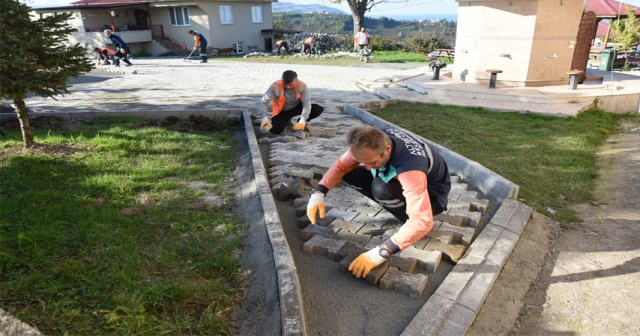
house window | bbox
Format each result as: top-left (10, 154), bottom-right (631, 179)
top-left (220, 5), bottom-right (233, 24)
top-left (251, 6), bottom-right (263, 23)
top-left (169, 7), bottom-right (190, 26)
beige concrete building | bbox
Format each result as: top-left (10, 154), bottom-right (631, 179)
top-left (33, 0), bottom-right (275, 56)
top-left (454, 0), bottom-right (586, 87)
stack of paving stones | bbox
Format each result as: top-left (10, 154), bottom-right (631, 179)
top-left (251, 112), bottom-right (491, 300)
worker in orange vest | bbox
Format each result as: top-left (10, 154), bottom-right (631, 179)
top-left (258, 70), bottom-right (324, 134)
top-left (94, 47), bottom-right (116, 65)
top-left (303, 36), bottom-right (315, 55)
top-left (354, 27), bottom-right (370, 51)
top-left (275, 40), bottom-right (291, 55)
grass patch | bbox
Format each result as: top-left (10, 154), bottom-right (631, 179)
top-left (0, 116), bottom-right (245, 335)
top-left (373, 102), bottom-right (634, 223)
top-left (211, 50), bottom-right (437, 66)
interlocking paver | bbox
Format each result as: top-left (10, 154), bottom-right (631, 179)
top-left (378, 267), bottom-right (429, 299)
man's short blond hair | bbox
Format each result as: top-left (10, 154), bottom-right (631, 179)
top-left (346, 125), bottom-right (390, 156)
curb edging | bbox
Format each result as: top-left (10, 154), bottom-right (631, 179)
top-left (343, 103), bottom-right (532, 336)
top-left (241, 110), bottom-right (307, 336)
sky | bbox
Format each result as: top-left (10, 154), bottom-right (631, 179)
top-left (27, 0), bottom-right (640, 19)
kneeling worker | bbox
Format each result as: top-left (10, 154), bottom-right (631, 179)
top-left (258, 70), bottom-right (324, 134)
top-left (94, 47), bottom-right (115, 65)
top-left (307, 125), bottom-right (451, 278)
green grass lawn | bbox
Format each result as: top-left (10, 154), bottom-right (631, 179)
top-left (0, 116), bottom-right (245, 335)
top-left (373, 102), bottom-right (636, 223)
top-left (210, 50), bottom-right (439, 66)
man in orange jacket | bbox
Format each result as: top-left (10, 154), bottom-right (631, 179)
top-left (258, 70), bottom-right (324, 134)
top-left (354, 27), bottom-right (370, 51)
top-left (303, 36), bottom-right (315, 54)
top-left (94, 47), bottom-right (116, 65)
top-left (307, 125), bottom-right (451, 278)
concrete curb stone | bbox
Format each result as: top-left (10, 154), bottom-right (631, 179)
top-left (242, 110), bottom-right (307, 336)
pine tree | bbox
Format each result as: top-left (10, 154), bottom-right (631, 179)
top-left (0, 0), bottom-right (93, 148)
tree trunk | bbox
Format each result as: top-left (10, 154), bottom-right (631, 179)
top-left (13, 98), bottom-right (34, 148)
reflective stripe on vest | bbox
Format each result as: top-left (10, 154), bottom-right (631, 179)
top-left (270, 79), bottom-right (305, 117)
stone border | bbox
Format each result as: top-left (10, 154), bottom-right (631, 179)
top-left (241, 110), bottom-right (306, 336)
top-left (0, 110), bottom-right (240, 124)
top-left (343, 103), bottom-right (532, 335)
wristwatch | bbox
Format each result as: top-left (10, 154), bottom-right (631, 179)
top-left (378, 245), bottom-right (390, 259)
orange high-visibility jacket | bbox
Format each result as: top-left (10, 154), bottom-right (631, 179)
top-left (304, 37), bottom-right (315, 45)
top-left (355, 31), bottom-right (370, 45)
top-left (270, 79), bottom-right (305, 117)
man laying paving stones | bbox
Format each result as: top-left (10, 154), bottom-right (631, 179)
top-left (258, 70), bottom-right (324, 134)
top-left (307, 125), bottom-right (451, 278)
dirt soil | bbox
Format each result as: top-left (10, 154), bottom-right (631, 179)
top-left (468, 118), bottom-right (640, 335)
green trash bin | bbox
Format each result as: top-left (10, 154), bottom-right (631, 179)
top-left (599, 49), bottom-right (617, 71)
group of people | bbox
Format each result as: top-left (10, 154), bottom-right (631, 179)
top-left (258, 65), bottom-right (451, 279)
top-left (94, 29), bottom-right (133, 67)
top-left (274, 26), bottom-right (371, 56)
top-left (95, 29), bottom-right (209, 66)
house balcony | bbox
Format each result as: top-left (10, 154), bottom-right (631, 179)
top-left (84, 25), bottom-right (152, 43)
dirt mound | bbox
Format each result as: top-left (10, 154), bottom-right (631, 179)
top-left (1, 115), bottom-right (70, 131)
top-left (141, 115), bottom-right (242, 132)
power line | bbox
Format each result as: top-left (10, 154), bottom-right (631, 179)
top-left (368, 0), bottom-right (446, 13)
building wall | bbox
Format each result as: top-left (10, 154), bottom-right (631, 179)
top-left (454, 0), bottom-right (584, 87)
top-left (527, 0), bottom-right (584, 85)
top-left (34, 1), bottom-right (273, 57)
top-left (201, 1), bottom-right (273, 51)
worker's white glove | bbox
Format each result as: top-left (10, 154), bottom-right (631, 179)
top-left (260, 117), bottom-right (272, 131)
top-left (306, 192), bottom-right (325, 224)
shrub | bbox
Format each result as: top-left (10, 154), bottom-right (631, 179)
top-left (132, 49), bottom-right (152, 57)
top-left (369, 35), bottom-right (402, 51)
top-left (404, 35), bottom-right (451, 54)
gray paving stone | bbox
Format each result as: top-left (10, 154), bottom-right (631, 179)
top-left (357, 223), bottom-right (393, 237)
top-left (465, 223), bottom-right (520, 268)
top-left (334, 242), bottom-right (367, 262)
top-left (364, 236), bottom-right (385, 250)
top-left (299, 224), bottom-right (339, 241)
top-left (328, 218), bottom-right (365, 233)
top-left (447, 201), bottom-right (471, 211)
top-left (446, 208), bottom-right (481, 227)
top-left (424, 240), bottom-right (467, 264)
top-left (303, 235), bottom-right (348, 259)
top-left (459, 194), bottom-right (490, 213)
top-left (398, 246), bottom-right (442, 273)
top-left (269, 175), bottom-right (296, 188)
top-left (412, 237), bottom-right (431, 249)
top-left (389, 255), bottom-right (418, 274)
top-left (325, 207), bottom-right (360, 222)
top-left (451, 182), bottom-right (468, 190)
top-left (334, 230), bottom-right (372, 248)
top-left (378, 267), bottom-right (428, 299)
top-left (297, 215), bottom-right (336, 228)
top-left (426, 230), bottom-right (454, 244)
top-left (438, 222), bottom-right (476, 246)
top-left (434, 213), bottom-right (464, 226)
top-left (351, 213), bottom-right (391, 227)
top-left (450, 175), bottom-right (461, 183)
top-left (366, 260), bottom-right (390, 285)
top-left (434, 254), bottom-right (501, 313)
top-left (448, 189), bottom-right (478, 199)
top-left (296, 204), bottom-right (307, 217)
top-left (383, 227), bottom-right (399, 240)
top-left (339, 251), bottom-right (360, 273)
top-left (503, 201), bottom-right (533, 235)
top-left (401, 294), bottom-right (476, 336)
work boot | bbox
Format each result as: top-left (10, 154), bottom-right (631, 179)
top-left (103, 61), bottom-right (111, 65)
top-left (123, 59), bottom-right (132, 66)
top-left (200, 60), bottom-right (208, 63)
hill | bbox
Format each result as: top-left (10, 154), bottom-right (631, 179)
top-left (273, 12), bottom-right (456, 44)
top-left (272, 2), bottom-right (348, 15)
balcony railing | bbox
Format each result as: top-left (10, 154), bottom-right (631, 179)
top-left (84, 24), bottom-right (149, 33)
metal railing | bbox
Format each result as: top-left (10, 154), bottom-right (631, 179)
top-left (151, 25), bottom-right (183, 56)
top-left (84, 25), bottom-right (149, 33)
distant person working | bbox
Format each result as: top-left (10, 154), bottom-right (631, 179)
top-left (354, 27), bottom-right (370, 51)
top-left (104, 29), bottom-right (133, 67)
top-left (189, 30), bottom-right (208, 63)
top-left (275, 40), bottom-right (291, 55)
